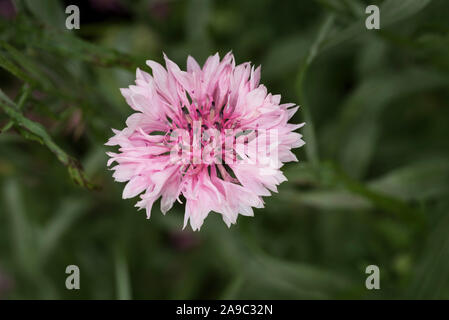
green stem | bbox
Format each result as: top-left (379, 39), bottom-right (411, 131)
top-left (114, 249), bottom-right (132, 300)
top-left (0, 91), bottom-right (97, 190)
top-left (296, 15), bottom-right (335, 167)
top-left (1, 84), bottom-right (31, 133)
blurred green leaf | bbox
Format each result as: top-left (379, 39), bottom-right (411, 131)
top-left (321, 0), bottom-right (433, 53)
top-left (114, 249), bottom-right (132, 300)
top-left (281, 189), bottom-right (370, 211)
top-left (296, 14), bottom-right (335, 167)
top-left (2, 179), bottom-right (37, 276)
top-left (382, 0), bottom-right (432, 25)
top-left (0, 42), bottom-right (54, 91)
top-left (246, 253), bottom-right (352, 299)
top-left (1, 84), bottom-right (30, 134)
top-left (407, 204), bottom-right (449, 299)
top-left (337, 68), bottom-right (447, 178)
top-left (369, 159), bottom-right (449, 201)
top-left (0, 92), bottom-right (96, 190)
top-left (184, 0), bottom-right (212, 60)
top-left (23, 0), bottom-right (66, 30)
top-left (40, 198), bottom-right (90, 262)
top-left (0, 49), bottom-right (36, 85)
top-left (220, 275), bottom-right (245, 300)
top-left (262, 35), bottom-right (310, 81)
top-left (33, 31), bottom-right (141, 69)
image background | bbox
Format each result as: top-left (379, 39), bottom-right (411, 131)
top-left (0, 0), bottom-right (449, 299)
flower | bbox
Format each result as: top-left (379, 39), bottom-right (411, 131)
top-left (106, 52), bottom-right (304, 231)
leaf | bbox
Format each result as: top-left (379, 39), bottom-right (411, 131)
top-left (369, 159), bottom-right (449, 201)
top-left (2, 179), bottom-right (37, 276)
top-left (282, 161), bottom-right (422, 221)
top-left (186, 0), bottom-right (211, 41)
top-left (0, 42), bottom-right (54, 90)
top-left (246, 253), bottom-right (352, 299)
top-left (0, 86), bottom-right (15, 106)
top-left (315, 0), bottom-right (350, 16)
top-left (407, 204), bottom-right (449, 299)
top-left (183, 0), bottom-right (212, 59)
top-left (1, 84), bottom-right (31, 134)
top-left (327, 163), bottom-right (425, 226)
top-left (337, 68), bottom-right (447, 178)
top-left (0, 49), bottom-right (36, 85)
top-left (296, 14), bottom-right (335, 167)
top-left (321, 0), bottom-right (433, 53)
top-left (33, 29), bottom-right (140, 69)
top-left (114, 248), bottom-right (132, 300)
top-left (220, 275), bottom-right (245, 300)
top-left (282, 162), bottom-right (321, 186)
top-left (0, 92), bottom-right (97, 190)
top-left (39, 198), bottom-right (90, 262)
top-left (281, 189), bottom-right (371, 210)
top-left (381, 0), bottom-right (432, 25)
top-left (262, 34), bottom-right (310, 81)
top-left (209, 222), bottom-right (353, 298)
top-left (23, 0), bottom-right (66, 30)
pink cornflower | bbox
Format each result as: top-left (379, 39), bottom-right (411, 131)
top-left (106, 52), bottom-right (304, 231)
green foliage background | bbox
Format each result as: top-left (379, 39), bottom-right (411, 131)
top-left (0, 0), bottom-right (449, 299)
